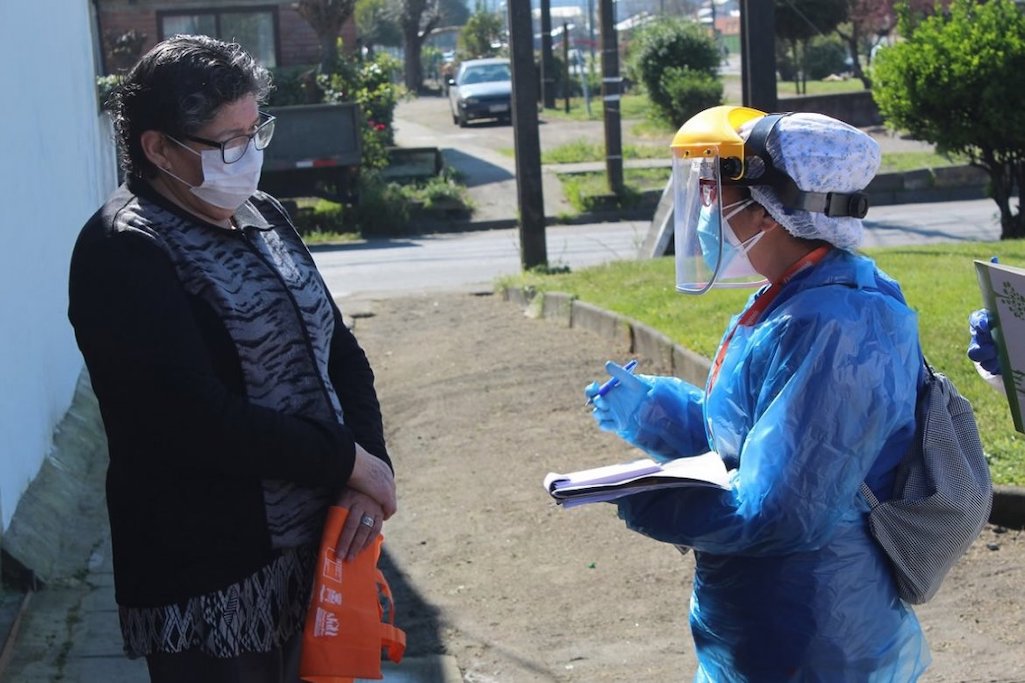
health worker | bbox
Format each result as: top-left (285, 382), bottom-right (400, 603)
top-left (585, 106), bottom-right (930, 681)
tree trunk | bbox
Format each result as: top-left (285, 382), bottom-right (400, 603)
top-left (839, 28), bottom-right (872, 90)
top-left (319, 33), bottom-right (339, 74)
top-left (791, 42), bottom-right (801, 95)
top-left (403, 25), bottom-right (423, 92)
top-left (983, 157), bottom-right (1022, 240)
top-left (1009, 160), bottom-right (1025, 239)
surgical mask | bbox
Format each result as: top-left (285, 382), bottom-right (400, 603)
top-left (697, 198), bottom-right (759, 278)
top-left (162, 136), bottom-right (264, 210)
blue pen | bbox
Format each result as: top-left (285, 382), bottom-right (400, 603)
top-left (586, 359), bottom-right (638, 407)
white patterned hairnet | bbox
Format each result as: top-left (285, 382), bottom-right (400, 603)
top-left (741, 113), bottom-right (881, 251)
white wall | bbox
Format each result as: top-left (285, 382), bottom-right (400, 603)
top-left (0, 1), bottom-right (118, 530)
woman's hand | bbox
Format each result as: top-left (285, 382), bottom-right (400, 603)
top-left (333, 488), bottom-right (386, 562)
top-left (348, 443), bottom-right (397, 519)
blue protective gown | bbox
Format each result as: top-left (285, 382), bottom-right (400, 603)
top-left (615, 249), bottom-right (931, 682)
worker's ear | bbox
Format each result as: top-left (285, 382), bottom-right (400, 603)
top-left (755, 205), bottom-right (781, 233)
top-left (140, 130), bottom-right (174, 170)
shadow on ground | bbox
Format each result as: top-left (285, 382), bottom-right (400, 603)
top-left (379, 549), bottom-right (445, 657)
top-left (441, 148), bottom-right (514, 187)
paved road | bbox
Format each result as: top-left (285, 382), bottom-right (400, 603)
top-left (314, 220), bottom-right (651, 300)
top-left (314, 198), bottom-right (1002, 302)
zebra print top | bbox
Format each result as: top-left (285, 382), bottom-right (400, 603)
top-left (116, 188), bottom-right (343, 549)
top-left (69, 180), bottom-right (389, 657)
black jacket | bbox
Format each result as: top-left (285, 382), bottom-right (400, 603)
top-left (68, 179), bottom-right (390, 607)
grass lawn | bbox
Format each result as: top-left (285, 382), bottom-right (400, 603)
top-left (558, 167), bottom-right (670, 212)
top-left (498, 241), bottom-right (1025, 485)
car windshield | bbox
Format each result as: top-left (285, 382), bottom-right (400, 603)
top-left (459, 64), bottom-right (511, 85)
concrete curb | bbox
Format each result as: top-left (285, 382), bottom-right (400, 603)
top-left (500, 285), bottom-right (1025, 529)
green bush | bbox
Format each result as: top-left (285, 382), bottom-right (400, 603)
top-left (291, 198), bottom-right (348, 235)
top-left (872, 0), bottom-right (1025, 239)
top-left (351, 173), bottom-right (412, 236)
top-left (628, 18), bottom-right (721, 125)
top-left (319, 53), bottom-right (402, 171)
top-left (804, 35), bottom-right (849, 81)
top-left (267, 66), bottom-right (322, 107)
top-left (95, 74), bottom-right (122, 111)
top-left (659, 67), bottom-right (723, 128)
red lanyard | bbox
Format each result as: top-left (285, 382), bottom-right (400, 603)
top-left (707, 246), bottom-right (832, 391)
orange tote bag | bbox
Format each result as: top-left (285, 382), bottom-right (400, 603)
top-left (299, 506), bottom-right (406, 683)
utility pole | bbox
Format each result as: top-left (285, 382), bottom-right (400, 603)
top-left (739, 0), bottom-right (777, 111)
top-left (541, 0), bottom-right (556, 109)
top-left (587, 0), bottom-right (596, 65)
top-left (563, 22), bottom-right (571, 113)
top-left (507, 0), bottom-right (547, 269)
top-left (599, 0), bottom-right (623, 194)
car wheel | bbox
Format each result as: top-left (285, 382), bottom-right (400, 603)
top-left (458, 109), bottom-right (468, 128)
top-left (452, 109), bottom-right (459, 125)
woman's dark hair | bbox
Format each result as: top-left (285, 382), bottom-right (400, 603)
top-left (111, 34), bottom-right (272, 178)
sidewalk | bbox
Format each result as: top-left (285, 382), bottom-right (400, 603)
top-left (0, 519), bottom-right (461, 683)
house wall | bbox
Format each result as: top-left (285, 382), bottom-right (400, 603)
top-left (0, 0), bottom-right (118, 531)
top-left (96, 0), bottom-right (357, 73)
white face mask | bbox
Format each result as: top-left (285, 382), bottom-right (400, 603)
top-left (719, 202), bottom-right (768, 280)
top-left (162, 136), bottom-right (264, 211)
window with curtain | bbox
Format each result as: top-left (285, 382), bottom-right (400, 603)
top-left (160, 9), bottom-right (276, 68)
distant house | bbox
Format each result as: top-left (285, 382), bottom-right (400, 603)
top-left (94, 0), bottom-right (358, 73)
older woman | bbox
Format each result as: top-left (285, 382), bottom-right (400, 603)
top-left (68, 35), bottom-right (396, 682)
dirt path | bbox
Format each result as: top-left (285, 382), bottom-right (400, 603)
top-left (349, 290), bottom-right (1025, 683)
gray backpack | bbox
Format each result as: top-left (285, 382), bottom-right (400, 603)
top-left (860, 365), bottom-right (993, 604)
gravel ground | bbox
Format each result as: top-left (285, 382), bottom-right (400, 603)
top-left (350, 290), bottom-right (1025, 683)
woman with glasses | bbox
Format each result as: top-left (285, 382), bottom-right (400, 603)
top-left (67, 35), bottom-right (397, 682)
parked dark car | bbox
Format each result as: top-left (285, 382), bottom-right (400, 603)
top-left (447, 58), bottom-right (512, 127)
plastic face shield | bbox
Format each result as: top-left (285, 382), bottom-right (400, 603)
top-left (672, 154), bottom-right (767, 294)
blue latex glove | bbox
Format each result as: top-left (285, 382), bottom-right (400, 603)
top-left (584, 360), bottom-right (653, 435)
top-left (967, 308), bottom-right (1001, 375)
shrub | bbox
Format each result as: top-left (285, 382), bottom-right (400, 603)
top-left (628, 18), bottom-right (721, 125)
top-left (95, 74), bottom-right (122, 111)
top-left (804, 35), bottom-right (849, 81)
top-left (872, 0), bottom-right (1025, 239)
top-left (291, 198), bottom-right (348, 235)
top-left (351, 173), bottom-right (411, 236)
top-left (319, 52), bottom-right (402, 170)
top-left (658, 67), bottom-right (723, 128)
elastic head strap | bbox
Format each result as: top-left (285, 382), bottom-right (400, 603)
top-left (727, 112), bottom-right (871, 219)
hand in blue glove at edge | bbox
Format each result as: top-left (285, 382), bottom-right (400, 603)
top-left (967, 308), bottom-right (1001, 375)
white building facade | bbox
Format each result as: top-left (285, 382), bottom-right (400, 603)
top-left (0, 1), bottom-right (118, 532)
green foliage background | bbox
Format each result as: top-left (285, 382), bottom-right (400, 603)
top-left (627, 18), bottom-right (722, 126)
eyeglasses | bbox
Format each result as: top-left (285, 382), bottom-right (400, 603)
top-left (180, 111), bottom-right (276, 164)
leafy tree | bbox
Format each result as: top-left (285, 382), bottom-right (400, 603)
top-left (834, 0), bottom-right (946, 89)
top-left (459, 11), bottom-right (503, 59)
top-left (774, 0), bottom-right (847, 94)
top-left (873, 0), bottom-right (1025, 239)
top-left (356, 0), bottom-right (402, 56)
top-left (628, 18), bottom-right (720, 125)
top-left (297, 0), bottom-right (357, 73)
top-left (439, 0), bottom-right (471, 27)
top-left (399, 0), bottom-right (442, 92)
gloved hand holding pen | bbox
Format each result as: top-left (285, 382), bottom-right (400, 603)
top-left (585, 361), bottom-right (712, 462)
top-left (585, 360), bottom-right (652, 434)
